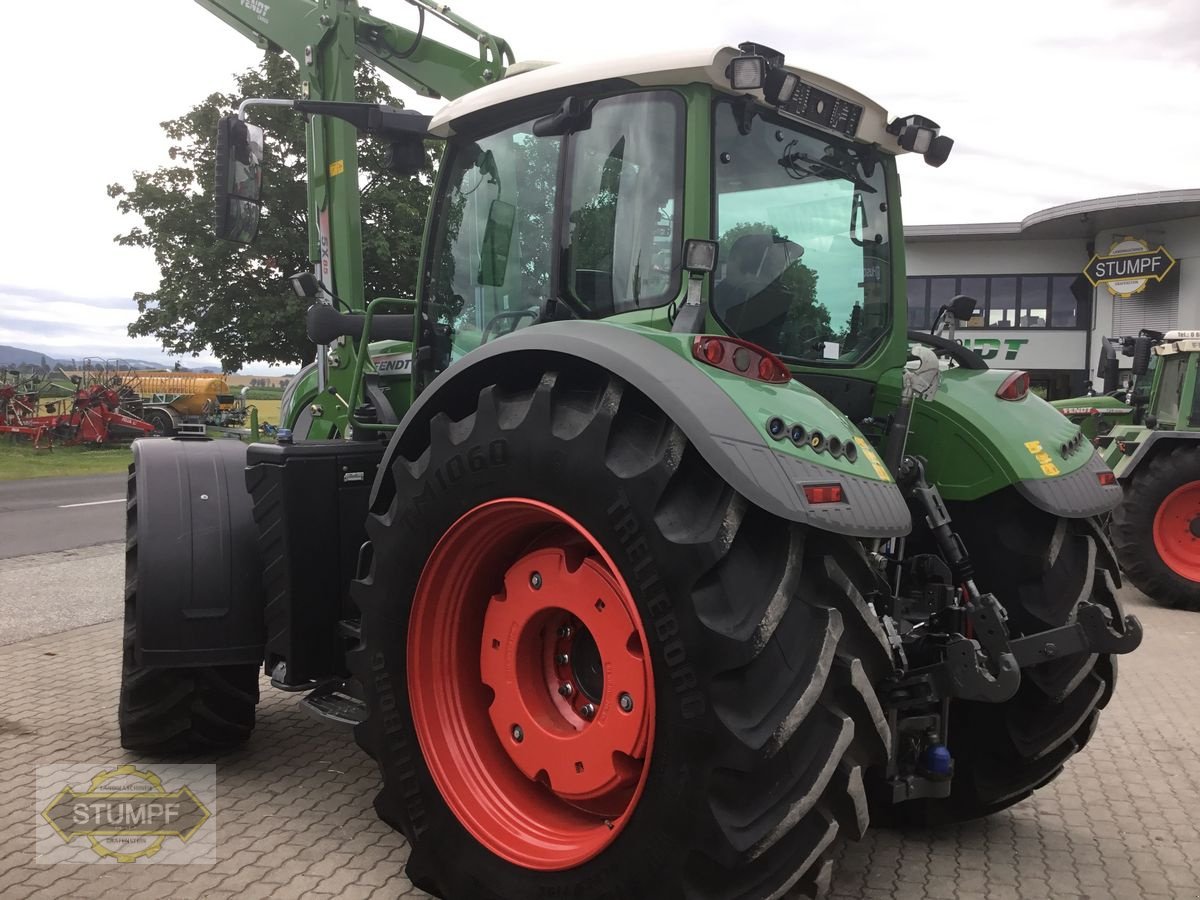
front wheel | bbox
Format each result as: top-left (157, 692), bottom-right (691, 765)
top-left (1111, 446), bottom-right (1200, 610)
top-left (350, 368), bottom-right (893, 899)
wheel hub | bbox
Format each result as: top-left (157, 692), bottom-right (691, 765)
top-left (407, 498), bottom-right (655, 871)
top-left (479, 547), bottom-right (649, 804)
top-left (1153, 481), bottom-right (1200, 582)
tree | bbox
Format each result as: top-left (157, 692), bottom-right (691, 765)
top-left (109, 54), bottom-right (436, 371)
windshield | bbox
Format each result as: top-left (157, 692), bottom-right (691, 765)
top-left (423, 92), bottom-right (684, 372)
top-left (713, 99), bottom-right (891, 365)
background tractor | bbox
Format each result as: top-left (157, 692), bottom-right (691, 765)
top-left (1057, 330), bottom-right (1200, 611)
top-left (118, 3), bottom-right (1142, 897)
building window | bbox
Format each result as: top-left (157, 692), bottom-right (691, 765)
top-left (1049, 276), bottom-right (1078, 327)
top-left (903, 273), bottom-right (1084, 328)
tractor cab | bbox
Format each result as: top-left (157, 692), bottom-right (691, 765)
top-left (407, 44), bottom-right (951, 403)
top-left (1145, 330), bottom-right (1200, 430)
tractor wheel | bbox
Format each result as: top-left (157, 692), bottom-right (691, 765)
top-left (146, 408), bottom-right (175, 437)
top-left (118, 465), bottom-right (259, 752)
top-left (891, 489), bottom-right (1122, 825)
top-left (1111, 447), bottom-right (1200, 610)
top-left (350, 369), bottom-right (893, 900)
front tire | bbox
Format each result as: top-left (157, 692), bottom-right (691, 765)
top-left (118, 465), bottom-right (259, 753)
top-left (1111, 447), bottom-right (1200, 610)
top-left (351, 368), bottom-right (893, 899)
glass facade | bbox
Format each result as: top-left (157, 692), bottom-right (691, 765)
top-left (906, 274), bottom-right (1086, 330)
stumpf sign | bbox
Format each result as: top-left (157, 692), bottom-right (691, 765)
top-left (957, 330), bottom-right (1087, 370)
top-left (1084, 237), bottom-right (1176, 298)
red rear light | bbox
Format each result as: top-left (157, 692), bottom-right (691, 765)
top-left (803, 483), bottom-right (845, 504)
top-left (1098, 471), bottom-right (1117, 486)
top-left (692, 336), bottom-right (791, 384)
top-left (995, 370), bottom-right (1030, 401)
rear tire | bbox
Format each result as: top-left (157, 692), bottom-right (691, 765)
top-left (118, 465), bottom-right (258, 753)
top-left (889, 489), bottom-right (1121, 824)
top-left (1111, 447), bottom-right (1200, 610)
top-left (350, 368), bottom-right (893, 899)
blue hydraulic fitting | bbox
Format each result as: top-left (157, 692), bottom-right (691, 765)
top-left (919, 743), bottom-right (954, 780)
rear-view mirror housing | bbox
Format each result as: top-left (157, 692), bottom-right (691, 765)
top-left (214, 114), bottom-right (265, 244)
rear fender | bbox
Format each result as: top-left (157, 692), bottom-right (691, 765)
top-left (875, 366), bottom-right (1122, 518)
top-left (131, 438), bottom-right (265, 667)
top-left (374, 321), bottom-right (911, 538)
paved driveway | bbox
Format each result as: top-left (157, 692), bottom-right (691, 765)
top-left (1, 581), bottom-right (1197, 899)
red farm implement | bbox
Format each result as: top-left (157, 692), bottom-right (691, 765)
top-left (0, 377), bottom-right (153, 449)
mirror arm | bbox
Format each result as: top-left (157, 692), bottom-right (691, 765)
top-left (237, 97), bottom-right (296, 121)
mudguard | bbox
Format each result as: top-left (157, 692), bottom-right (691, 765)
top-left (130, 437), bottom-right (265, 666)
top-left (874, 366), bottom-right (1122, 517)
top-left (374, 321), bottom-right (911, 538)
top-left (1106, 427), bottom-right (1200, 479)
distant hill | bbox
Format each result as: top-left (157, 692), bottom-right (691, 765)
top-left (0, 343), bottom-right (172, 372)
top-left (0, 345), bottom-right (55, 368)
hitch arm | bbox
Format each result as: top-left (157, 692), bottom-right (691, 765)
top-left (1009, 602), bottom-right (1143, 666)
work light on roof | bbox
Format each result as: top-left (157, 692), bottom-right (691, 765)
top-left (887, 114), bottom-right (955, 168)
top-left (728, 55), bottom-right (766, 91)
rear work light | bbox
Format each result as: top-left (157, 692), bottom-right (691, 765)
top-left (803, 483), bottom-right (845, 504)
top-left (1098, 471), bottom-right (1117, 487)
top-left (692, 336), bottom-right (791, 384)
top-left (995, 370), bottom-right (1030, 401)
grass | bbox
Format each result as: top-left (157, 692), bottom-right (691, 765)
top-left (243, 387), bottom-right (284, 400)
top-left (0, 441), bottom-right (133, 481)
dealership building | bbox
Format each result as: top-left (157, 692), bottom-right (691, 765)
top-left (904, 189), bottom-right (1200, 399)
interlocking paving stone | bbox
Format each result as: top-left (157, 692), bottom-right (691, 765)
top-left (2, 580), bottom-right (1195, 898)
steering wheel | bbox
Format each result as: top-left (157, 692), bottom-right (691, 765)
top-left (906, 330), bottom-right (987, 370)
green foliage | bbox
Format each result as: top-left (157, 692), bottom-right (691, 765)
top-left (109, 54), bottom-right (436, 371)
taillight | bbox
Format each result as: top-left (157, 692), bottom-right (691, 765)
top-left (803, 483), bottom-right (845, 504)
top-left (692, 336), bottom-right (791, 384)
top-left (995, 370), bottom-right (1030, 401)
top-left (1098, 471), bottom-right (1117, 486)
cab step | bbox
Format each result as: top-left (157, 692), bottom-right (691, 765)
top-left (300, 679), bottom-right (368, 726)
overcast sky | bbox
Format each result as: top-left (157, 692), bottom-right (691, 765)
top-left (2, 0), bottom-right (1197, 372)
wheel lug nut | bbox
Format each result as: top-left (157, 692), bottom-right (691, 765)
top-left (618, 692), bottom-right (634, 713)
top-left (557, 625), bottom-right (572, 639)
top-left (559, 682), bottom-right (574, 698)
top-left (511, 725), bottom-right (523, 743)
top-left (530, 572), bottom-right (542, 590)
top-left (555, 653), bottom-right (570, 666)
top-left (580, 703), bottom-right (596, 720)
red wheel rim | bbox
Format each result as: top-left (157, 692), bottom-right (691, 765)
top-left (407, 498), bottom-right (655, 870)
top-left (1152, 481), bottom-right (1200, 582)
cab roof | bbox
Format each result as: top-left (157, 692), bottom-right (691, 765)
top-left (427, 45), bottom-right (903, 153)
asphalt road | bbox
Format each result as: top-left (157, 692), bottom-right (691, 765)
top-left (0, 473), bottom-right (126, 559)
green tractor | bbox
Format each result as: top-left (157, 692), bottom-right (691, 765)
top-left (1062, 330), bottom-right (1200, 611)
top-left (119, 2), bottom-right (1141, 897)
top-left (1052, 331), bottom-right (1161, 441)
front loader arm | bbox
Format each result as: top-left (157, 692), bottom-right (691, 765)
top-left (195, 0), bottom-right (512, 101)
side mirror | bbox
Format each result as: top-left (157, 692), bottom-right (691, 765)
top-left (1131, 335), bottom-right (1153, 376)
top-left (477, 199), bottom-right (516, 287)
top-left (214, 114), bottom-right (265, 244)
top-left (385, 135), bottom-right (426, 178)
top-left (1098, 342), bottom-right (1120, 394)
top-left (949, 294), bottom-right (977, 322)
